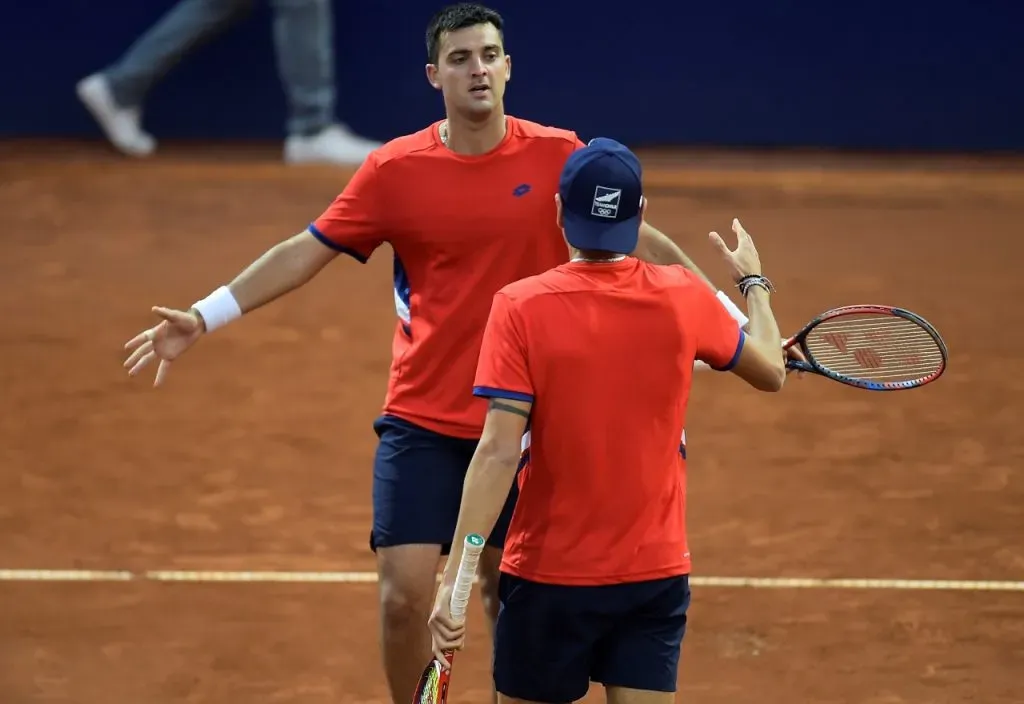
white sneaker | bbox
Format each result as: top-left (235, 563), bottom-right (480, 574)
top-left (76, 74), bottom-right (156, 157)
top-left (284, 124), bottom-right (382, 165)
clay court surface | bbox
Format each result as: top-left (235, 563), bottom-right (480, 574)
top-left (1, 139), bottom-right (1022, 703)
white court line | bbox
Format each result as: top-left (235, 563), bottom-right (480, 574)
top-left (0, 570), bottom-right (136, 582)
top-left (0, 570), bottom-right (1021, 591)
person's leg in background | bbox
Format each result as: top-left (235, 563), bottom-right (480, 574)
top-left (376, 543), bottom-right (444, 704)
top-left (372, 415), bottom-right (488, 704)
top-left (77, 0), bottom-right (254, 157)
top-left (270, 0), bottom-right (382, 164)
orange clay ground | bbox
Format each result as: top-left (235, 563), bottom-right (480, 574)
top-left (0, 139), bottom-right (1022, 703)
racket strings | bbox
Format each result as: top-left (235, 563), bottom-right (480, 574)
top-left (414, 663), bottom-right (442, 704)
top-left (805, 315), bottom-right (943, 382)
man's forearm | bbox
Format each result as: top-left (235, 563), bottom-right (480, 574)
top-left (443, 454), bottom-right (518, 581)
top-left (635, 222), bottom-right (716, 290)
top-left (745, 287), bottom-right (782, 351)
top-left (227, 231), bottom-right (335, 313)
top-left (192, 230), bottom-right (337, 331)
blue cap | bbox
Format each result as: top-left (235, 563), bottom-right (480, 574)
top-left (558, 137), bottom-right (643, 255)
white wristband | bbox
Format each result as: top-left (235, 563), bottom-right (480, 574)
top-left (695, 292), bottom-right (748, 372)
top-left (715, 290), bottom-right (749, 328)
top-left (192, 286), bottom-right (242, 333)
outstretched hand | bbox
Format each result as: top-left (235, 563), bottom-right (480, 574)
top-left (710, 218), bottom-right (807, 377)
top-left (123, 307), bottom-right (204, 386)
top-left (708, 217), bottom-right (762, 282)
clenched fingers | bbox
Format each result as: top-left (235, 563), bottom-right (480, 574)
top-left (430, 618), bottom-right (465, 644)
top-left (430, 632), bottom-right (464, 670)
top-left (432, 644), bottom-right (454, 670)
top-left (428, 612), bottom-right (466, 666)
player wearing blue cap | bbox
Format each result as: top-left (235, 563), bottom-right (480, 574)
top-left (428, 138), bottom-right (788, 703)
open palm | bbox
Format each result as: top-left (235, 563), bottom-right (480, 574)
top-left (123, 307), bottom-right (204, 386)
top-left (708, 217), bottom-right (762, 280)
top-left (710, 217), bottom-right (807, 375)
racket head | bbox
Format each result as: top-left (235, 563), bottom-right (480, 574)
top-left (411, 655), bottom-right (453, 704)
top-left (785, 305), bottom-right (948, 391)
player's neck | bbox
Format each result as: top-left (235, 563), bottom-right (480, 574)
top-left (569, 247), bottom-right (627, 263)
top-left (440, 111), bottom-right (508, 155)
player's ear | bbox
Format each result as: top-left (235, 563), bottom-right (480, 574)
top-left (639, 196), bottom-right (647, 221)
top-left (505, 54), bottom-right (512, 82)
top-left (425, 64), bottom-right (442, 91)
top-left (554, 193), bottom-right (564, 228)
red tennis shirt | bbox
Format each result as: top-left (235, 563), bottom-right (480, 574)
top-left (310, 116), bottom-right (584, 438)
top-left (473, 258), bottom-right (745, 585)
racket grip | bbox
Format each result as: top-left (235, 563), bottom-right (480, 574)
top-left (448, 533), bottom-right (486, 624)
top-left (786, 359), bottom-right (815, 373)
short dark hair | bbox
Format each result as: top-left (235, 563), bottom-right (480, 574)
top-left (426, 3), bottom-right (505, 65)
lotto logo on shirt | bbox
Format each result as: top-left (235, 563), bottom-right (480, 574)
top-left (591, 186), bottom-right (621, 219)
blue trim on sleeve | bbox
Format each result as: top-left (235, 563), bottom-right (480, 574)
top-left (307, 223), bottom-right (369, 264)
top-left (711, 330), bottom-right (746, 372)
top-left (473, 386), bottom-right (535, 403)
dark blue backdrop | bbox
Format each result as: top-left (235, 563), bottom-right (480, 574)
top-left (4, 0), bottom-right (1022, 151)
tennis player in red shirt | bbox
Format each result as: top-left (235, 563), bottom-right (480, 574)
top-left (428, 137), bottom-right (787, 703)
top-left (121, 5), bottom-right (766, 701)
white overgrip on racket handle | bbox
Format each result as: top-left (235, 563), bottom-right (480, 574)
top-left (448, 533), bottom-right (486, 623)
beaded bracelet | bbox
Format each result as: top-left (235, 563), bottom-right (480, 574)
top-left (736, 274), bottom-right (775, 297)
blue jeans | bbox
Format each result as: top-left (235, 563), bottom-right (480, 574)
top-left (102, 0), bottom-right (335, 135)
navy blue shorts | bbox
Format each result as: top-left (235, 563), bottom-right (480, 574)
top-left (369, 414), bottom-right (518, 555)
top-left (494, 573), bottom-right (691, 703)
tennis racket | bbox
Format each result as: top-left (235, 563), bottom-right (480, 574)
top-left (784, 305), bottom-right (948, 390)
top-left (411, 533), bottom-right (487, 704)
